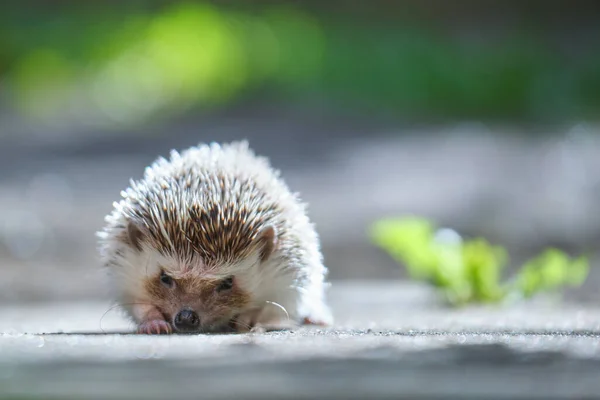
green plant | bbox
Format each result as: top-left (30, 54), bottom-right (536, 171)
top-left (369, 216), bottom-right (589, 306)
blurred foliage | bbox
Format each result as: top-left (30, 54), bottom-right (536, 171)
top-left (0, 3), bottom-right (326, 127)
top-left (0, 2), bottom-right (599, 128)
top-left (370, 217), bottom-right (589, 306)
top-left (516, 248), bottom-right (589, 298)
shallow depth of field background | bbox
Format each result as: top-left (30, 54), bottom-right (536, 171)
top-left (1, 0), bottom-right (600, 303)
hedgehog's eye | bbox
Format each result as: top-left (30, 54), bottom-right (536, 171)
top-left (159, 270), bottom-right (174, 288)
top-left (216, 276), bottom-right (234, 292)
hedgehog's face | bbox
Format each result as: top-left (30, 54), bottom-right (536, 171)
top-left (116, 220), bottom-right (278, 333)
top-left (141, 267), bottom-right (253, 333)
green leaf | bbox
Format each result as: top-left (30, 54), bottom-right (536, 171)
top-left (462, 238), bottom-right (508, 302)
top-left (369, 217), bottom-right (437, 280)
top-left (515, 249), bottom-right (589, 298)
top-left (369, 216), bottom-right (589, 307)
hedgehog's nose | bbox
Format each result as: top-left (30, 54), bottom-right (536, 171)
top-left (174, 308), bottom-right (200, 331)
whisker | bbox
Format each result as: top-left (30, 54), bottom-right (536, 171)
top-left (99, 302), bottom-right (154, 333)
top-left (229, 316), bottom-right (252, 331)
top-left (265, 301), bottom-right (290, 322)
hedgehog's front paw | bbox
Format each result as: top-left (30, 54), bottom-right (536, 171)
top-left (137, 319), bottom-right (172, 335)
top-left (233, 307), bottom-right (297, 333)
top-left (250, 307), bottom-right (297, 333)
top-left (302, 316), bottom-right (329, 327)
top-left (299, 302), bottom-right (333, 327)
top-left (250, 320), bottom-right (296, 333)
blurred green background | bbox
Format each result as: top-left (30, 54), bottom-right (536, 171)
top-left (2, 0), bottom-right (599, 130)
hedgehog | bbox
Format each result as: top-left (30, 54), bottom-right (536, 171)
top-left (97, 141), bottom-right (333, 334)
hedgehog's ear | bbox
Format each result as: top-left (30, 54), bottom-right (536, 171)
top-left (257, 225), bottom-right (277, 263)
top-left (126, 220), bottom-right (146, 252)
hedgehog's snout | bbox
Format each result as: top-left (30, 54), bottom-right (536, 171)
top-left (173, 307), bottom-right (200, 332)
